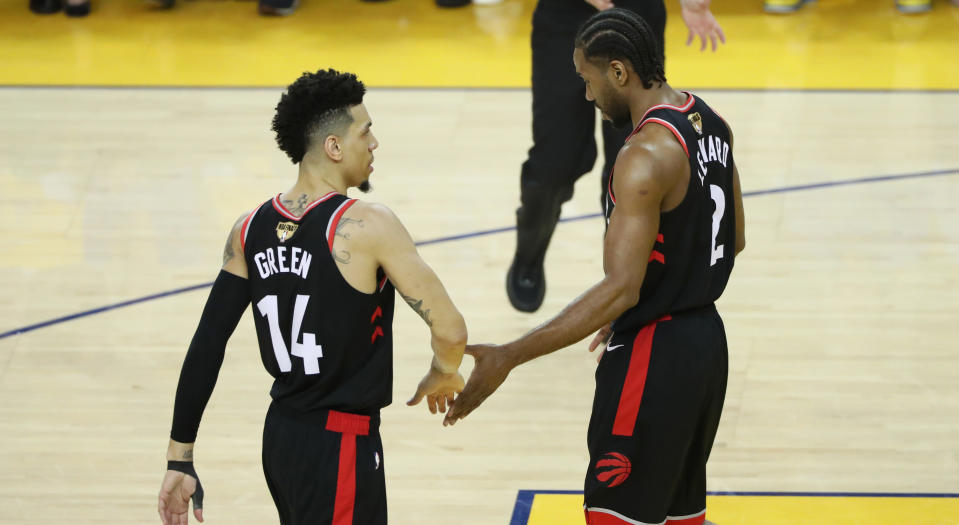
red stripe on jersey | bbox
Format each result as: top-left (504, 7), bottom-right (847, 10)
top-left (612, 315), bottom-right (671, 436)
top-left (371, 306), bottom-right (383, 324)
top-left (371, 326), bottom-right (384, 344)
top-left (607, 168), bottom-right (617, 205)
top-left (379, 275), bottom-right (389, 292)
top-left (667, 511), bottom-right (706, 525)
top-left (657, 233), bottom-right (664, 243)
top-left (640, 118), bottom-right (689, 157)
top-left (327, 199), bottom-right (358, 254)
top-left (637, 92), bottom-right (695, 124)
top-left (649, 250), bottom-right (665, 264)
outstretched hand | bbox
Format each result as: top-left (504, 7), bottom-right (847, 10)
top-left (443, 344), bottom-right (514, 426)
top-left (407, 366), bottom-right (465, 415)
top-left (680, 0), bottom-right (726, 52)
top-left (158, 469), bottom-right (203, 525)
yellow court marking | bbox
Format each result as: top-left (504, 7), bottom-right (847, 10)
top-left (0, 0), bottom-right (957, 88)
top-left (524, 493), bottom-right (959, 525)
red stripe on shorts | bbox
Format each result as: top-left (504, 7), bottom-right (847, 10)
top-left (611, 315), bottom-right (671, 437)
top-left (326, 410), bottom-right (371, 525)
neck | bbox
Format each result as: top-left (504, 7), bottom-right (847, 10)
top-left (629, 82), bottom-right (685, 130)
top-left (277, 162), bottom-right (344, 216)
top-left (289, 160), bottom-right (345, 198)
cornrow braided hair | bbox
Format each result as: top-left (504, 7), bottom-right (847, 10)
top-left (575, 8), bottom-right (666, 90)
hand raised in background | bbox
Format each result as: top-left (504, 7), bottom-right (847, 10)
top-left (680, 0), bottom-right (726, 51)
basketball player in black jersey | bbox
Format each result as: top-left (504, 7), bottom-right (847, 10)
top-left (157, 69), bottom-right (468, 525)
top-left (447, 10), bottom-right (745, 525)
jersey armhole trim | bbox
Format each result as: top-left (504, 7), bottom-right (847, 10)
top-left (239, 206), bottom-right (260, 252)
top-left (608, 168), bottom-right (617, 205)
top-left (639, 118), bottom-right (689, 157)
top-left (326, 199), bottom-right (358, 254)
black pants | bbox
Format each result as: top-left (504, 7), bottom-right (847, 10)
top-left (585, 305), bottom-right (728, 524)
top-left (262, 403), bottom-right (387, 525)
top-left (521, 0), bottom-right (667, 216)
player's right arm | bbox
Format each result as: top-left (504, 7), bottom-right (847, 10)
top-left (348, 202), bottom-right (467, 415)
top-left (159, 213), bottom-right (251, 525)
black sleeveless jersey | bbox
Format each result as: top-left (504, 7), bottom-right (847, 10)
top-left (605, 92), bottom-right (737, 332)
top-left (240, 192), bottom-right (395, 415)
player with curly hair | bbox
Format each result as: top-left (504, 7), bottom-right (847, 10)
top-left (157, 69), bottom-right (468, 525)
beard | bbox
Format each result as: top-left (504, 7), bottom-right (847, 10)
top-left (358, 180), bottom-right (372, 193)
top-left (596, 84), bottom-right (633, 129)
top-left (603, 98), bottom-right (633, 129)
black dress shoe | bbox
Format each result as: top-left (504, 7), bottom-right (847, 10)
top-left (506, 197), bottom-right (564, 312)
top-left (506, 254), bottom-right (546, 313)
top-left (64, 1), bottom-right (90, 16)
top-left (29, 0), bottom-right (62, 14)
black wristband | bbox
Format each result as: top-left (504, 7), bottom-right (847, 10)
top-left (167, 461), bottom-right (204, 510)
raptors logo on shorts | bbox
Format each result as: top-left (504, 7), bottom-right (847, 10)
top-left (595, 452), bottom-right (632, 488)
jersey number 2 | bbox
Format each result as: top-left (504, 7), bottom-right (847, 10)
top-left (256, 295), bottom-right (323, 375)
top-left (710, 185), bottom-right (725, 266)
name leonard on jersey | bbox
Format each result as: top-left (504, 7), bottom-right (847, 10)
top-left (689, 112), bottom-right (730, 186)
top-left (252, 221), bottom-right (312, 280)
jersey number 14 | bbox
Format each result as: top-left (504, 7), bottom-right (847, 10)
top-left (256, 295), bottom-right (323, 375)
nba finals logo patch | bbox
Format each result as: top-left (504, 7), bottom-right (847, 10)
top-left (276, 221), bottom-right (298, 243)
top-left (595, 452), bottom-right (632, 488)
top-left (688, 112), bottom-right (703, 135)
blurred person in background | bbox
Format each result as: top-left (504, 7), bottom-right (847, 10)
top-left (506, 0), bottom-right (724, 313)
top-left (29, 0), bottom-right (90, 16)
top-left (764, 0), bottom-right (956, 15)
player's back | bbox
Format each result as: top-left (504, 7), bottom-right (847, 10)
top-left (241, 192), bottom-right (395, 415)
top-left (605, 92), bottom-right (737, 331)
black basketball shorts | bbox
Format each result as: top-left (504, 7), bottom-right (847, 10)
top-left (262, 402), bottom-right (387, 525)
top-left (584, 305), bottom-right (728, 525)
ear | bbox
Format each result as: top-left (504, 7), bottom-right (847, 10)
top-left (609, 60), bottom-right (629, 87)
top-left (324, 135), bottom-right (342, 162)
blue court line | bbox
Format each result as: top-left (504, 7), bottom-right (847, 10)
top-left (1, 166), bottom-right (957, 341)
top-left (509, 490), bottom-right (959, 525)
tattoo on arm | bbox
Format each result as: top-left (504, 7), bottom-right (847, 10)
top-left (332, 218), bottom-right (364, 265)
top-left (335, 218), bottom-right (364, 240)
top-left (222, 232), bottom-right (236, 265)
top-left (401, 293), bottom-right (433, 327)
top-left (333, 249), bottom-right (351, 264)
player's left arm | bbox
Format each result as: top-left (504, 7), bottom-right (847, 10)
top-left (159, 213), bottom-right (251, 525)
top-left (445, 134), bottom-right (685, 425)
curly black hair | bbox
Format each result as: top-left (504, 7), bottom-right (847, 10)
top-left (272, 69), bottom-right (366, 164)
top-left (575, 8), bottom-right (666, 90)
